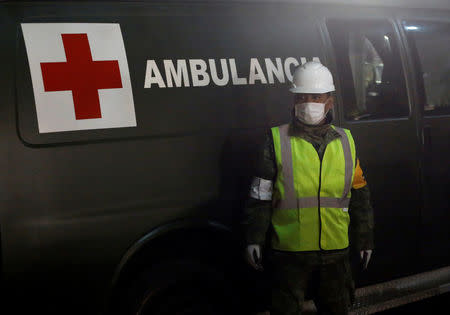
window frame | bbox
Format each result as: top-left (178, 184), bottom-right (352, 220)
top-left (401, 17), bottom-right (450, 119)
top-left (321, 17), bottom-right (414, 124)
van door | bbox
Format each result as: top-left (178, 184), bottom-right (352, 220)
top-left (326, 19), bottom-right (422, 282)
top-left (403, 20), bottom-right (450, 269)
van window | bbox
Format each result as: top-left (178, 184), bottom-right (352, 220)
top-left (404, 21), bottom-right (450, 116)
top-left (327, 20), bottom-right (410, 121)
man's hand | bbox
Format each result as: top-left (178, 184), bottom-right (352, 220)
top-left (360, 249), bottom-right (373, 269)
top-left (245, 244), bottom-right (263, 271)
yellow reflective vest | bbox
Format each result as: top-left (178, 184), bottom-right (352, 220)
top-left (271, 124), bottom-right (356, 251)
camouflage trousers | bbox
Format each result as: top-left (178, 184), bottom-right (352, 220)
top-left (268, 249), bottom-right (354, 315)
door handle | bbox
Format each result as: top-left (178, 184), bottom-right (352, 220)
top-left (423, 125), bottom-right (431, 150)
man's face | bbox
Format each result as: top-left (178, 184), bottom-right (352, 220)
top-left (294, 93), bottom-right (334, 112)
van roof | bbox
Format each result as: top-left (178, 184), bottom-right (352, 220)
top-left (1, 0), bottom-right (450, 10)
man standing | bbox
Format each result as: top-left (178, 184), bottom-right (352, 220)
top-left (241, 61), bottom-right (374, 315)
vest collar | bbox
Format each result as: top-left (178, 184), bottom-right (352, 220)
top-left (289, 116), bottom-right (341, 147)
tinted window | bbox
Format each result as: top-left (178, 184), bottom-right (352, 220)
top-left (327, 20), bottom-right (410, 121)
top-left (404, 21), bottom-right (450, 116)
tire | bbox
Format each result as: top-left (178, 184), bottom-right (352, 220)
top-left (120, 258), bottom-right (239, 315)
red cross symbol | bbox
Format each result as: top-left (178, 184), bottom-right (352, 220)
top-left (40, 33), bottom-right (123, 120)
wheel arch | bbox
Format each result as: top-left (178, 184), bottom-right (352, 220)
top-left (104, 218), bottom-right (238, 314)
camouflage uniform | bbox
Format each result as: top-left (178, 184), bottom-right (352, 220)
top-left (241, 114), bottom-right (374, 315)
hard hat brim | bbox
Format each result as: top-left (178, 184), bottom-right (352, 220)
top-left (289, 85), bottom-right (335, 94)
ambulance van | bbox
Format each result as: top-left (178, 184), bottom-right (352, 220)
top-left (0, 0), bottom-right (449, 314)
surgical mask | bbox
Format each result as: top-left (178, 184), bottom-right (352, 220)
top-left (294, 101), bottom-right (329, 125)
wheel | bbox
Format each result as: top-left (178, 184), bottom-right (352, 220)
top-left (119, 258), bottom-right (239, 315)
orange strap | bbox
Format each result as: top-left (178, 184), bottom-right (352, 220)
top-left (352, 158), bottom-right (367, 189)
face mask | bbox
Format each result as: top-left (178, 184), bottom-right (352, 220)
top-left (294, 101), bottom-right (329, 125)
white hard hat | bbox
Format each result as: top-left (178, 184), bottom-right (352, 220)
top-left (289, 61), bottom-right (335, 94)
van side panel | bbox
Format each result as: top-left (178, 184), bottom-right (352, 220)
top-left (1, 2), bottom-right (325, 313)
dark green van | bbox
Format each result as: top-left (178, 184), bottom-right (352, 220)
top-left (0, 0), bottom-right (449, 314)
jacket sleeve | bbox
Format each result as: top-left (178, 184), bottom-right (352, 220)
top-left (240, 130), bottom-right (277, 246)
top-left (349, 158), bottom-right (375, 251)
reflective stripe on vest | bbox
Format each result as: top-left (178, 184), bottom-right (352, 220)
top-left (271, 124), bottom-right (356, 251)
